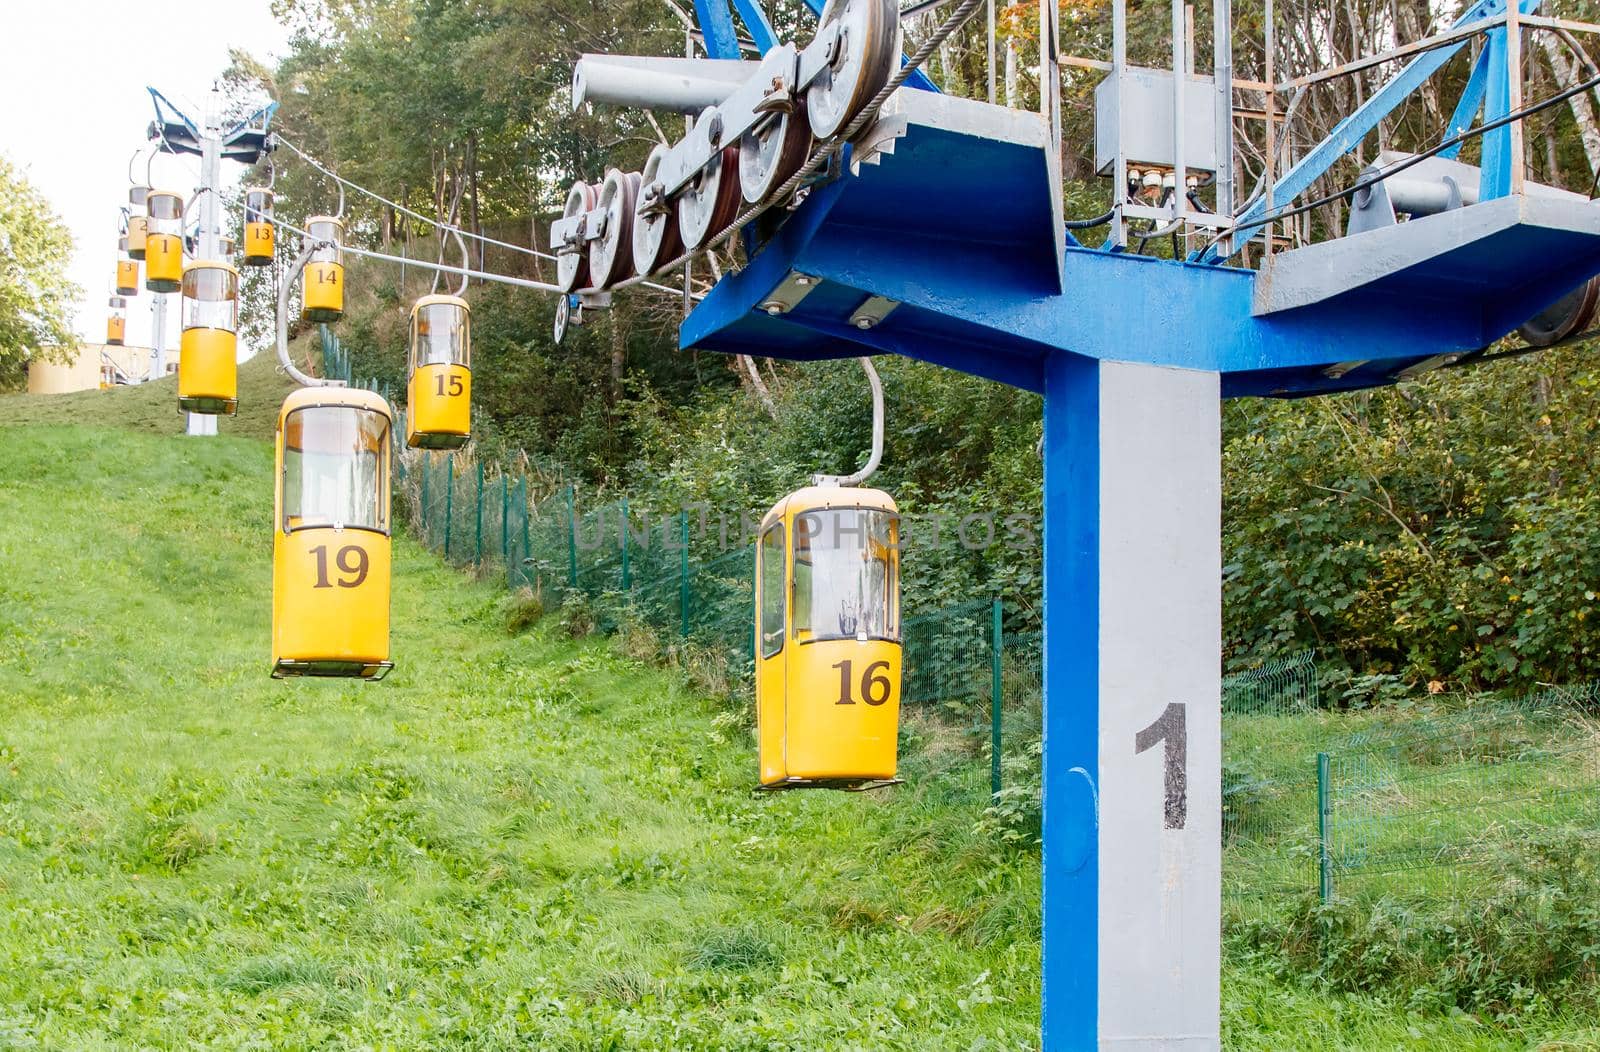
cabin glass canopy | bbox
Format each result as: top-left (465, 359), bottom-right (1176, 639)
top-left (282, 406), bottom-right (390, 533)
top-left (793, 508), bottom-right (899, 643)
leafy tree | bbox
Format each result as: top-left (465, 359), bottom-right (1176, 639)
top-left (0, 156), bottom-right (77, 387)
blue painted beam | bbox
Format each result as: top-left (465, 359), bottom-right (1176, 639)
top-left (1479, 29), bottom-right (1513, 198)
top-left (1439, 43), bottom-right (1493, 158)
top-left (693, 0), bottom-right (743, 59)
top-left (1223, 0), bottom-right (1538, 252)
top-left (729, 0), bottom-right (780, 53)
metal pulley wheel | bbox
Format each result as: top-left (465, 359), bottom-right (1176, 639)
top-left (554, 293), bottom-right (571, 344)
top-left (556, 180), bottom-right (598, 292)
top-left (678, 107), bottom-right (745, 251)
top-left (589, 168), bottom-right (641, 288)
top-left (740, 101), bottom-right (813, 204)
top-left (805, 0), bottom-right (901, 141)
top-left (1517, 276), bottom-right (1600, 347)
top-left (632, 143), bottom-right (685, 277)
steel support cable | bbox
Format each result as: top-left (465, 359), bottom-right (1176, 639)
top-left (273, 135), bottom-right (561, 264)
top-left (607, 0), bottom-right (987, 291)
top-left (270, 215), bottom-right (689, 298)
top-left (1203, 69), bottom-right (1600, 260)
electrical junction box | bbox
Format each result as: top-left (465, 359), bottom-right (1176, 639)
top-left (1095, 66), bottom-right (1217, 176)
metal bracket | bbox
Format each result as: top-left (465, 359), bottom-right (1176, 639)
top-left (757, 270), bottom-right (821, 315)
top-left (847, 295), bottom-right (899, 330)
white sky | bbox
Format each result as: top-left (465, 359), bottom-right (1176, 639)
top-left (0, 2), bottom-right (291, 353)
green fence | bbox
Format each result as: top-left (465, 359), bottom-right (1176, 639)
top-left (395, 449), bottom-right (1038, 796)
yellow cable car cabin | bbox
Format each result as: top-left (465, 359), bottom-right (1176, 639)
top-left (178, 261), bottom-right (239, 415)
top-left (755, 486), bottom-right (902, 789)
top-left (115, 258), bottom-right (139, 297)
top-left (301, 216), bottom-right (345, 322)
top-left (271, 387), bottom-right (394, 679)
top-left (106, 297), bottom-right (126, 346)
top-left (405, 294), bottom-right (472, 450)
top-left (243, 187), bottom-right (275, 266)
top-left (144, 190), bottom-right (185, 293)
top-left (127, 186), bottom-right (149, 259)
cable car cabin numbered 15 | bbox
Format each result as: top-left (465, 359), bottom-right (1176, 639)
top-left (755, 486), bottom-right (902, 790)
top-left (178, 261), bottom-right (239, 415)
top-left (301, 216), bottom-right (345, 322)
top-left (243, 188), bottom-right (275, 266)
top-left (405, 295), bottom-right (471, 449)
top-left (271, 388), bottom-right (394, 680)
top-left (144, 190), bottom-right (184, 293)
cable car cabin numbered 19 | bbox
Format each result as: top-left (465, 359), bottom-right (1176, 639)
top-left (178, 261), bottom-right (240, 415)
top-left (271, 388), bottom-right (394, 680)
top-left (756, 486), bottom-right (902, 790)
top-left (405, 295), bottom-right (471, 450)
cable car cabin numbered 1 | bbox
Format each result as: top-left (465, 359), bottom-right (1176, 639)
top-left (178, 261), bottom-right (240, 415)
top-left (301, 216), bottom-right (345, 322)
top-left (144, 190), bottom-right (184, 293)
top-left (755, 486), bottom-right (902, 790)
top-left (271, 388), bottom-right (394, 680)
top-left (405, 295), bottom-right (471, 450)
top-left (243, 188), bottom-right (275, 266)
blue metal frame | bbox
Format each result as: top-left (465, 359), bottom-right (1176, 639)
top-left (1220, 0), bottom-right (1539, 253)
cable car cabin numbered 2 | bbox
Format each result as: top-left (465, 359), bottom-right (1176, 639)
top-left (405, 295), bottom-right (472, 450)
top-left (756, 486), bottom-right (902, 790)
top-left (271, 388), bottom-right (394, 680)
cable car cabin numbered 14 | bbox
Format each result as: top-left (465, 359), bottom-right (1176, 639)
top-left (755, 487), bottom-right (902, 790)
top-left (178, 262), bottom-right (240, 415)
top-left (271, 388), bottom-right (394, 680)
top-left (144, 190), bottom-right (184, 293)
top-left (301, 216), bottom-right (345, 322)
top-left (405, 295), bottom-right (471, 449)
top-left (243, 188), bottom-right (275, 266)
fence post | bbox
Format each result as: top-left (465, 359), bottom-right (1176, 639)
top-left (992, 596), bottom-right (1004, 800)
top-left (475, 460), bottom-right (485, 565)
top-left (501, 471), bottom-right (510, 562)
top-left (1317, 752), bottom-right (1333, 903)
top-left (419, 455), bottom-right (431, 544)
top-left (680, 509), bottom-right (691, 637)
top-left (444, 458), bottom-right (455, 559)
top-left (519, 476), bottom-right (530, 591)
top-left (620, 497), bottom-right (632, 590)
top-left (565, 486), bottom-right (579, 587)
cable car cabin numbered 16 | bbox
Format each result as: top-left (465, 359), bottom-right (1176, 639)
top-left (178, 262), bottom-right (239, 415)
top-left (272, 388), bottom-right (394, 680)
top-left (405, 295), bottom-right (471, 449)
top-left (755, 487), bottom-right (902, 790)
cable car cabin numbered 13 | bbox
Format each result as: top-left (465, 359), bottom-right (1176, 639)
top-left (243, 188), bottom-right (274, 266)
top-left (405, 295), bottom-right (472, 450)
top-left (271, 388), bottom-right (394, 680)
top-left (756, 486), bottom-right (902, 790)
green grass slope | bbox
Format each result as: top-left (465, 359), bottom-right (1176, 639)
top-left (1, 349), bottom-right (297, 442)
top-left (0, 424), bottom-right (1589, 1049)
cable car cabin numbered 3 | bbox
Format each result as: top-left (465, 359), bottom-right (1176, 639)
top-left (144, 190), bottom-right (184, 293)
top-left (301, 216), bottom-right (345, 322)
top-left (178, 261), bottom-right (240, 415)
top-left (243, 188), bottom-right (275, 266)
top-left (756, 486), bottom-right (902, 790)
top-left (272, 388), bottom-right (394, 680)
top-left (405, 295), bottom-right (472, 450)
